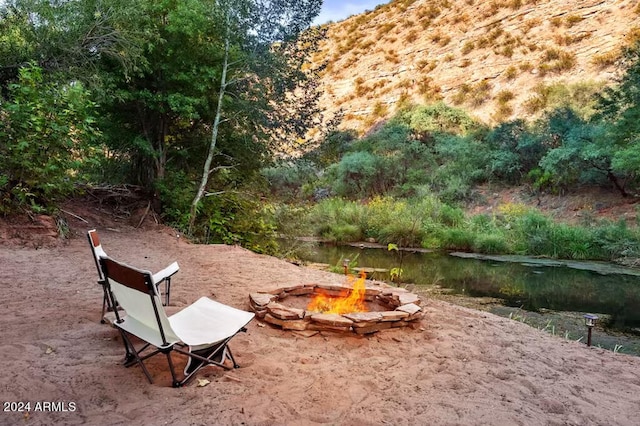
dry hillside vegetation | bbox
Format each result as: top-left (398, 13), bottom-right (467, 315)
top-left (314, 0), bottom-right (640, 133)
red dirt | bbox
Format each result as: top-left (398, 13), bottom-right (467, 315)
top-left (469, 184), bottom-right (640, 226)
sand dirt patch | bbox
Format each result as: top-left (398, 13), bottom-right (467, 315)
top-left (2, 209), bottom-right (640, 425)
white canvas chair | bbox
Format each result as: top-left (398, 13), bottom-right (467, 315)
top-left (99, 256), bottom-right (255, 387)
top-left (87, 229), bottom-right (178, 322)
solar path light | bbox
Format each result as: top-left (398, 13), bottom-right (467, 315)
top-left (343, 258), bottom-right (350, 275)
top-left (583, 314), bottom-right (598, 347)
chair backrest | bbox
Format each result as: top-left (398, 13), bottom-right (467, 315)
top-left (99, 257), bottom-right (179, 346)
top-left (87, 229), bottom-right (108, 281)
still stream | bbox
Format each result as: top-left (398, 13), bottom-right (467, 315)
top-left (298, 243), bottom-right (640, 356)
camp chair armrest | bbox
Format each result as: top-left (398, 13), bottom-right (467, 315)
top-left (153, 261), bottom-right (179, 284)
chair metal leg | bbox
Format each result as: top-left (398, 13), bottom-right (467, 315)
top-left (119, 331), bottom-right (154, 384)
top-left (225, 346), bottom-right (240, 369)
top-left (100, 282), bottom-right (111, 323)
top-left (164, 352), bottom-right (182, 388)
top-left (100, 294), bottom-right (108, 324)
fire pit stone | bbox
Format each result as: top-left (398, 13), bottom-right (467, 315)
top-left (249, 282), bottom-right (424, 335)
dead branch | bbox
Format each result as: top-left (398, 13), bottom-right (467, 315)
top-left (59, 209), bottom-right (89, 223)
top-left (136, 201), bottom-right (151, 228)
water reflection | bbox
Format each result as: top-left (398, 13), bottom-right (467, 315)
top-left (302, 244), bottom-right (640, 331)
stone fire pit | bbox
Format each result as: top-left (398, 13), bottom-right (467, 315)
top-left (249, 282), bottom-right (424, 335)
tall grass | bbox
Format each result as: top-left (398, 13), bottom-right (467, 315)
top-left (301, 197), bottom-right (640, 262)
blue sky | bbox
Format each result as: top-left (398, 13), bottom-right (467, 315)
top-left (313, 0), bottom-right (391, 25)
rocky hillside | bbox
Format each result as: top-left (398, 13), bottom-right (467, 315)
top-left (314, 0), bottom-right (640, 134)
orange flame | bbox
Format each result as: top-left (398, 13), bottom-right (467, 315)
top-left (307, 271), bottom-right (368, 314)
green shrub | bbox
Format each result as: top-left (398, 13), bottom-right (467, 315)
top-left (512, 210), bottom-right (553, 254)
top-left (330, 151), bottom-right (384, 197)
top-left (590, 220), bottom-right (640, 260)
top-left (469, 213), bottom-right (495, 232)
top-left (439, 228), bottom-right (475, 250)
top-left (272, 203), bottom-right (312, 238)
top-left (377, 219), bottom-right (425, 246)
top-left (325, 224), bottom-right (363, 242)
top-left (0, 64), bottom-right (101, 213)
top-left (185, 190), bottom-right (279, 254)
top-left (262, 160), bottom-right (318, 200)
top-left (400, 102), bottom-right (482, 138)
top-left (308, 198), bottom-right (366, 242)
top-left (473, 233), bottom-right (510, 254)
top-left (438, 204), bottom-right (465, 227)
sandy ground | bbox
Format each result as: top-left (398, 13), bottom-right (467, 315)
top-left (2, 216), bottom-right (640, 426)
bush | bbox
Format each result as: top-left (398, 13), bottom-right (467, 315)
top-left (399, 102), bottom-right (482, 138)
top-left (307, 130), bottom-right (357, 168)
top-left (485, 120), bottom-right (537, 183)
top-left (590, 220), bottom-right (640, 260)
top-left (439, 228), bottom-right (475, 251)
top-left (196, 191), bottom-right (279, 253)
top-left (330, 151), bottom-right (396, 197)
top-left (473, 233), bottom-right (511, 254)
top-left (299, 194), bottom-right (640, 262)
top-left (0, 64), bottom-right (101, 213)
top-left (262, 160), bottom-right (318, 200)
top-left (438, 204), bottom-right (465, 227)
top-left (512, 210), bottom-right (553, 254)
top-left (366, 197), bottom-right (431, 246)
top-left (325, 224), bottom-right (363, 243)
top-left (307, 198), bottom-right (366, 242)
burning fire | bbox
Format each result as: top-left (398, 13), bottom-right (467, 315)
top-left (307, 271), bottom-right (368, 314)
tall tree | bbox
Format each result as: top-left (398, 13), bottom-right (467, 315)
top-left (97, 0), bottom-right (323, 209)
top-left (537, 108), bottom-right (627, 195)
top-left (0, 0), bottom-right (143, 90)
top-left (595, 41), bottom-right (640, 193)
top-left (187, 0), bottom-right (323, 232)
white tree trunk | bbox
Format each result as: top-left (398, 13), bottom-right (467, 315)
top-left (188, 12), bottom-right (231, 235)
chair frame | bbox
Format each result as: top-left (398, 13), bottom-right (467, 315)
top-left (99, 256), bottom-right (251, 387)
top-left (86, 230), bottom-right (112, 322)
top-left (87, 229), bottom-right (176, 322)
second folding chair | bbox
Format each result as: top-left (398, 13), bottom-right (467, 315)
top-left (87, 229), bottom-right (179, 322)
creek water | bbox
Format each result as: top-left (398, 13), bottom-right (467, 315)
top-left (298, 243), bottom-right (640, 356)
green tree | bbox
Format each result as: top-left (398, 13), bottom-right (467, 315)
top-left (485, 119), bottom-right (546, 184)
top-left (187, 0), bottom-right (323, 233)
top-left (536, 108), bottom-right (627, 196)
top-left (0, 64), bottom-right (100, 212)
top-left (83, 0), bottom-right (323, 234)
top-left (307, 129), bottom-right (357, 168)
top-left (596, 41), bottom-right (640, 193)
top-left (0, 0), bottom-right (143, 90)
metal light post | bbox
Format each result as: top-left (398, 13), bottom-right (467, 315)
top-left (343, 258), bottom-right (350, 275)
top-left (583, 314), bottom-right (598, 347)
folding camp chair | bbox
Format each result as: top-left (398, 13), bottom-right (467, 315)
top-left (87, 229), bottom-right (179, 322)
top-left (99, 256), bottom-right (255, 387)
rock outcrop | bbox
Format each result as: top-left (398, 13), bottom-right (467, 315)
top-left (315, 0), bottom-right (640, 132)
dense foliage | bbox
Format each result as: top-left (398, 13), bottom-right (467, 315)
top-left (263, 42), bottom-right (640, 261)
top-left (0, 0), bottom-right (322, 252)
top-left (2, 0), bottom-right (640, 262)
top-left (0, 64), bottom-right (100, 213)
